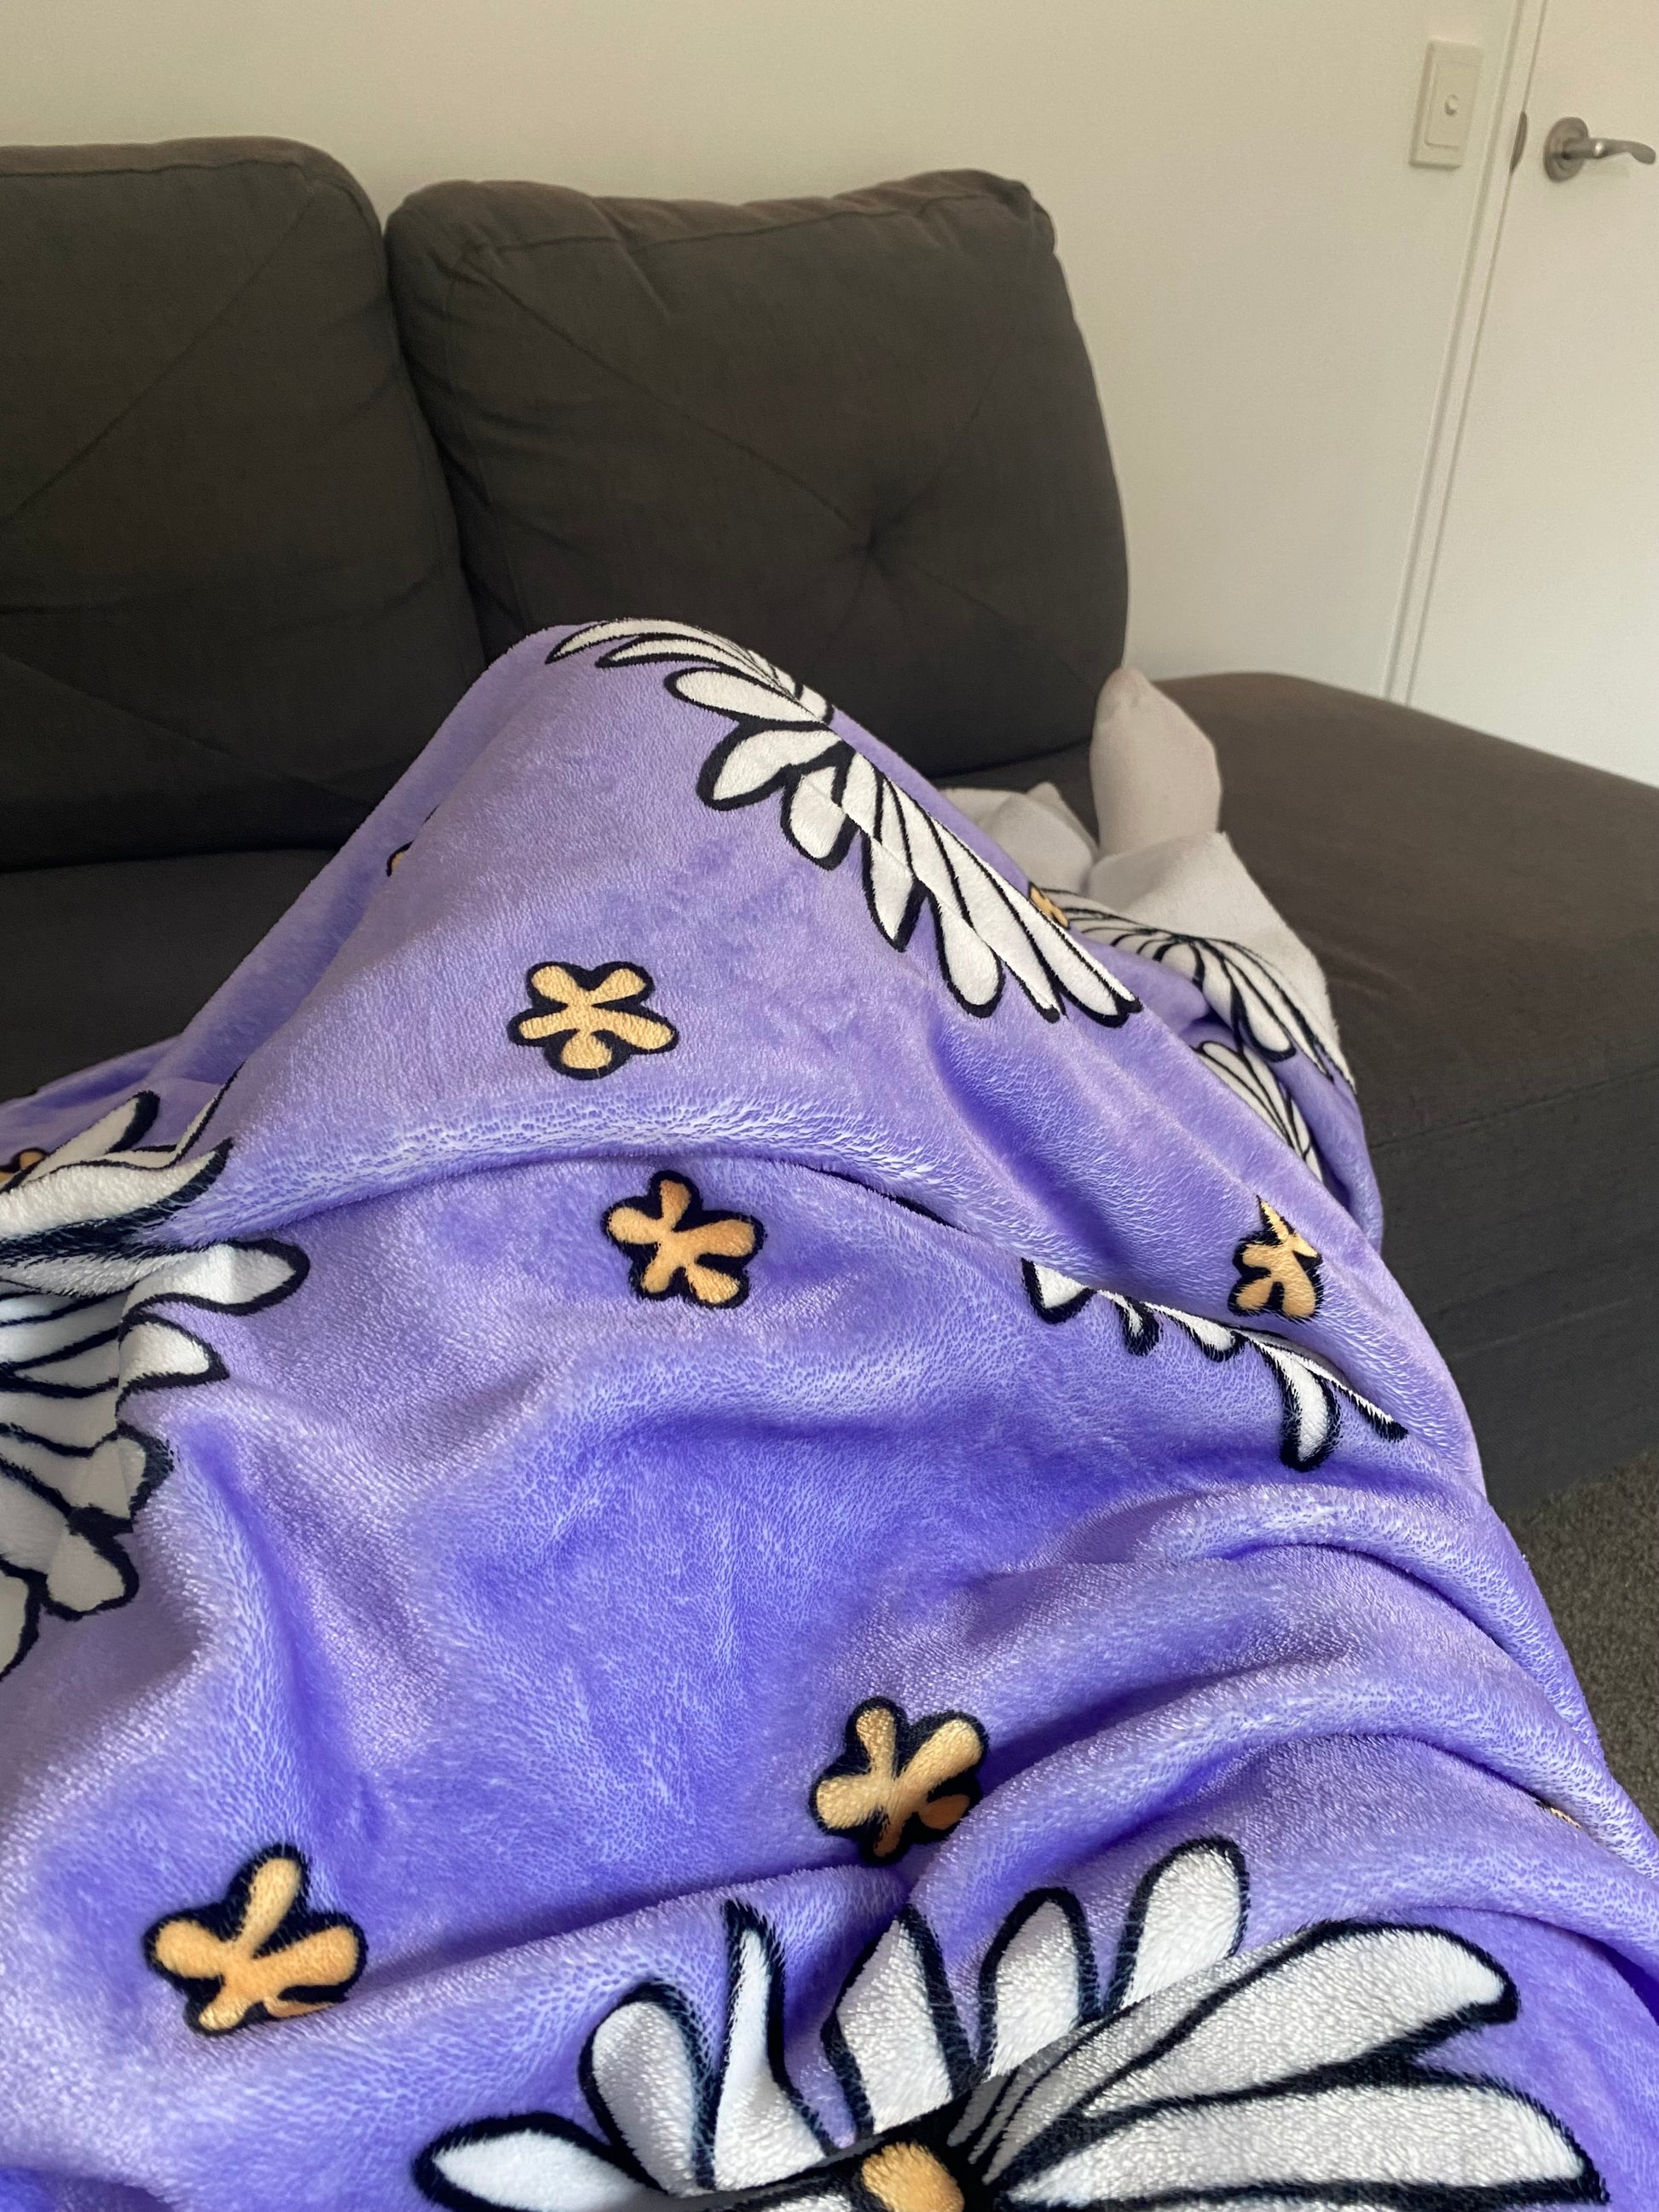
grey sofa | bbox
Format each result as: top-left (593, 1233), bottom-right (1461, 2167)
top-left (3, 136), bottom-right (1656, 1541)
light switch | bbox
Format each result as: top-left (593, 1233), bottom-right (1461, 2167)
top-left (1411, 41), bottom-right (1483, 168)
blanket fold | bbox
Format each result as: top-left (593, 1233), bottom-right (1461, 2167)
top-left (1, 622), bottom-right (1656, 2210)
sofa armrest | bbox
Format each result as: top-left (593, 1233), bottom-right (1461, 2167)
top-left (1161, 672), bottom-right (1659, 1512)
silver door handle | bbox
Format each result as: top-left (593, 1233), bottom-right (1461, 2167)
top-left (1545, 114), bottom-right (1657, 179)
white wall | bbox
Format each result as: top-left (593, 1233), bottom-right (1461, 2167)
top-left (3, 0), bottom-right (1518, 694)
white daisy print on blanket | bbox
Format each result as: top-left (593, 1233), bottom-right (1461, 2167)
top-left (414, 1839), bottom-right (1598, 2212)
top-left (1021, 1261), bottom-right (1403, 1472)
top-left (1051, 894), bottom-right (1349, 1181)
top-left (546, 621), bottom-right (1140, 1030)
top-left (0, 1092), bottom-right (304, 1679)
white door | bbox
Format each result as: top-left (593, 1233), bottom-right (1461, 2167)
top-left (1406, 0), bottom-right (1659, 785)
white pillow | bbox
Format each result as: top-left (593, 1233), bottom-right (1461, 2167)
top-left (1090, 666), bottom-right (1221, 858)
top-left (941, 780), bottom-right (1096, 892)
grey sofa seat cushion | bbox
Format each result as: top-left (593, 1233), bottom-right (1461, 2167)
top-left (0, 139), bottom-right (484, 871)
top-left (0, 851), bottom-right (332, 1103)
top-left (974, 677), bottom-right (1658, 1515)
top-left (385, 170), bottom-right (1125, 782)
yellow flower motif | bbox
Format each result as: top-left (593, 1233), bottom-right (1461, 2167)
top-left (860, 2142), bottom-right (964, 2212)
top-left (144, 1847), bottom-right (364, 2035)
top-left (1027, 886), bottom-right (1071, 929)
top-left (511, 962), bottom-right (678, 1080)
top-left (604, 1170), bottom-right (761, 1308)
top-left (1230, 1198), bottom-right (1323, 1322)
top-left (0, 1148), bottom-right (45, 1191)
top-left (812, 1697), bottom-right (987, 1863)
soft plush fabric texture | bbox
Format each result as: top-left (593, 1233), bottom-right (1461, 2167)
top-left (944, 667), bottom-right (1223, 892)
top-left (3, 624), bottom-right (1658, 2208)
top-left (941, 780), bottom-right (1099, 892)
top-left (963, 673), bottom-right (1659, 1518)
top-left (1090, 665), bottom-right (1223, 856)
top-left (0, 137), bottom-right (483, 870)
top-left (384, 170), bottom-right (1125, 779)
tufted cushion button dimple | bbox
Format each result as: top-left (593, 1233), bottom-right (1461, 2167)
top-left (385, 170), bottom-right (1127, 782)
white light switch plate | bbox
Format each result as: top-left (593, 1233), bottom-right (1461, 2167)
top-left (1411, 40), bottom-right (1483, 168)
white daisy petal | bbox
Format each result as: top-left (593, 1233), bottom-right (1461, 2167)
top-left (119, 1318), bottom-right (218, 1392)
top-left (708, 726), bottom-right (843, 806)
top-left (0, 1470), bottom-right (66, 1574)
top-left (894, 794), bottom-right (1002, 1010)
top-left (1020, 2078), bottom-right (1591, 2203)
top-left (979, 2016), bottom-right (1142, 2181)
top-left (1157, 1308), bottom-right (1239, 1359)
top-left (1101, 1293), bottom-right (1159, 1352)
top-left (712, 1918), bottom-right (826, 2187)
top-left (1026, 1264), bottom-right (1095, 1320)
top-left (1022, 908), bottom-right (1138, 1025)
top-left (985, 1897), bottom-right (1094, 2077)
top-left (837, 752), bottom-right (882, 836)
top-left (0, 1385), bottom-right (116, 1455)
top-left (1194, 1039), bottom-right (1321, 1171)
top-left (0, 1090), bottom-right (304, 1678)
top-left (15, 1096), bottom-right (153, 1177)
top-left (587, 1994), bottom-right (704, 2192)
top-left (785, 765), bottom-right (851, 865)
top-left (829, 1916), bottom-right (958, 2134)
top-left (8, 1334), bottom-right (120, 1390)
top-left (430, 2126), bottom-right (661, 2212)
top-left (935, 833), bottom-right (1061, 1015)
top-left (44, 1528), bottom-right (128, 1614)
top-left (1253, 1343), bottom-right (1336, 1468)
top-left (136, 1241), bottom-right (301, 1312)
top-left (0, 1147), bottom-right (219, 1253)
top-left (1095, 1927), bottom-right (1503, 2115)
top-left (551, 616), bottom-right (754, 667)
top-left (1116, 1841), bottom-right (1246, 2010)
top-left (865, 783), bottom-right (917, 943)
top-left (71, 1434), bottom-right (151, 1518)
top-left (676, 668), bottom-right (830, 730)
top-left (0, 1430), bottom-right (141, 1519)
top-left (980, 1947), bottom-right (1285, 2182)
top-left (0, 1568), bottom-right (32, 1672)
top-left (0, 1293), bottom-right (124, 1363)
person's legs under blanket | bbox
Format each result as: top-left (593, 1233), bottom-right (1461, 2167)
top-left (2, 619), bottom-right (1656, 2209)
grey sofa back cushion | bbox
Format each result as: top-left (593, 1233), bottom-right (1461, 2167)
top-left (0, 138), bottom-right (484, 870)
top-left (386, 170), bottom-right (1125, 781)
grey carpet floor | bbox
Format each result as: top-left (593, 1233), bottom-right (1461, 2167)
top-left (1512, 1448), bottom-right (1659, 1829)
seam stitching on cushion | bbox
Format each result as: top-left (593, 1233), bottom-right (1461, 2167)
top-left (460, 249), bottom-right (864, 535)
top-left (868, 209), bottom-right (1033, 540)
top-left (0, 188), bottom-right (321, 533)
top-left (1370, 1057), bottom-right (1659, 1152)
top-left (425, 188), bottom-right (1020, 264)
top-left (0, 149), bottom-right (332, 185)
top-left (371, 266), bottom-right (486, 682)
top-left (442, 246), bottom-right (535, 634)
top-left (0, 648), bottom-right (374, 811)
top-left (878, 550), bottom-right (1100, 711)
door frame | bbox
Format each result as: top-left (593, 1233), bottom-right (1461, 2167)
top-left (1384, 0), bottom-right (1549, 702)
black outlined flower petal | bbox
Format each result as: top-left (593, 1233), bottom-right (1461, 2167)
top-left (811, 1699), bottom-right (987, 1863)
top-left (417, 1836), bottom-right (1596, 2212)
top-left (1021, 1259), bottom-right (1401, 1472)
top-left (0, 1092), bottom-right (306, 1678)
top-left (547, 622), bottom-right (1139, 1032)
top-left (510, 962), bottom-right (679, 1080)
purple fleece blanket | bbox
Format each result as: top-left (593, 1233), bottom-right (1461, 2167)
top-left (2, 623), bottom-right (1657, 2209)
